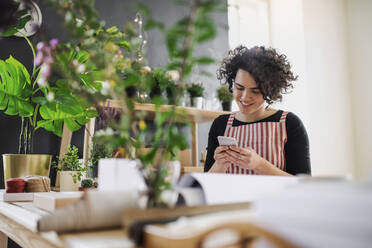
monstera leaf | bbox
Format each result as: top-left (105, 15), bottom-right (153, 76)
top-left (36, 101), bottom-right (97, 137)
top-left (0, 56), bottom-right (34, 117)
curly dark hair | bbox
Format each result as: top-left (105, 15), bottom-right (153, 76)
top-left (217, 45), bottom-right (298, 105)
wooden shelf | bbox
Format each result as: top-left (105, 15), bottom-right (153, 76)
top-left (181, 166), bottom-right (204, 175)
top-left (101, 100), bottom-right (230, 123)
top-left (78, 100), bottom-right (231, 167)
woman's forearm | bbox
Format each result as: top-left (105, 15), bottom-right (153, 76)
top-left (208, 162), bottom-right (230, 173)
top-left (255, 159), bottom-right (293, 176)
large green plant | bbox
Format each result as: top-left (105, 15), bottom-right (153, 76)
top-left (44, 0), bottom-right (224, 207)
top-left (0, 8), bottom-right (97, 154)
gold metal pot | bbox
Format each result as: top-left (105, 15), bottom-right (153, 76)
top-left (2, 154), bottom-right (52, 182)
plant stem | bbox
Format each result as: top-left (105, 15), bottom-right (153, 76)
top-left (18, 118), bottom-right (25, 154)
top-left (146, 0), bottom-right (201, 207)
top-left (27, 117), bottom-right (34, 154)
top-left (173, 0), bottom-right (200, 106)
top-left (179, 0), bottom-right (199, 82)
top-left (31, 104), bottom-right (40, 127)
top-left (32, 87), bottom-right (41, 95)
top-left (17, 118), bottom-right (34, 154)
top-left (23, 118), bottom-right (28, 154)
top-left (16, 32), bottom-right (36, 154)
top-left (19, 32), bottom-right (37, 82)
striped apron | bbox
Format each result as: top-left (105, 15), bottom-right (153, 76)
top-left (224, 111), bottom-right (288, 174)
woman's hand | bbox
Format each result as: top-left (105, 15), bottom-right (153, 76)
top-left (225, 146), bottom-right (263, 170)
top-left (208, 146), bottom-right (231, 173)
top-left (214, 145), bottom-right (232, 166)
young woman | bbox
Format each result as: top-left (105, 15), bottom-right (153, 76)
top-left (204, 46), bottom-right (311, 176)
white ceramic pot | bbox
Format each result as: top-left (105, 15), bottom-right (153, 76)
top-left (191, 97), bottom-right (203, 108)
top-left (59, 171), bottom-right (81, 191)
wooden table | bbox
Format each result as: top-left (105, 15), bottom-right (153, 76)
top-left (0, 198), bottom-right (135, 248)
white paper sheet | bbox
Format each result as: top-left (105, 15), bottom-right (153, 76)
top-left (176, 187), bottom-right (205, 206)
top-left (178, 173), bottom-right (299, 205)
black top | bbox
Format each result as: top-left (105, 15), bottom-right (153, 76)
top-left (204, 110), bottom-right (311, 175)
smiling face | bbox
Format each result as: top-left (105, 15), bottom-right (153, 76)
top-left (233, 69), bottom-right (266, 118)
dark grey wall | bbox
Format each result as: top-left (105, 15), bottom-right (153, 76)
top-left (95, 0), bottom-right (229, 163)
top-left (0, 0), bottom-right (228, 189)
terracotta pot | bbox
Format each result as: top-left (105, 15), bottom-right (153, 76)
top-left (78, 186), bottom-right (96, 192)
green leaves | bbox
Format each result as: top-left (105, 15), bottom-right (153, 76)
top-left (194, 16), bottom-right (216, 43)
top-left (35, 75), bottom-right (98, 137)
top-left (118, 40), bottom-right (131, 50)
top-left (76, 50), bottom-right (90, 64)
top-left (193, 56), bottom-right (215, 65)
top-left (0, 8), bottom-right (31, 37)
top-left (0, 56), bottom-right (34, 117)
top-left (37, 101), bottom-right (97, 137)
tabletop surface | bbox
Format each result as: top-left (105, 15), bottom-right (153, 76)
top-left (0, 191), bottom-right (135, 248)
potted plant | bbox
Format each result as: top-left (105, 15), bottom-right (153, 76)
top-left (217, 84), bottom-right (233, 111)
top-left (88, 138), bottom-right (113, 178)
top-left (0, 2), bottom-right (97, 182)
top-left (146, 68), bottom-right (166, 103)
top-left (54, 145), bottom-right (89, 191)
top-left (78, 178), bottom-right (95, 191)
top-left (165, 71), bottom-right (183, 105)
top-left (187, 82), bottom-right (204, 108)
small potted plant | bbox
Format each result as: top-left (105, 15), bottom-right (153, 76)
top-left (187, 82), bottom-right (204, 108)
top-left (217, 84), bottom-right (233, 111)
top-left (54, 145), bottom-right (89, 191)
top-left (78, 178), bottom-right (95, 191)
top-left (88, 138), bottom-right (113, 178)
top-left (147, 68), bottom-right (167, 103)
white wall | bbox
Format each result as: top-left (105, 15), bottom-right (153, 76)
top-left (302, 0), bottom-right (355, 177)
top-left (266, 0), bottom-right (357, 177)
top-left (228, 0), bottom-right (362, 177)
top-left (269, 0), bottom-right (310, 131)
top-left (345, 0), bottom-right (372, 180)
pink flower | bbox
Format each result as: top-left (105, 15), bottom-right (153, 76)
top-left (36, 42), bottom-right (46, 51)
top-left (43, 56), bottom-right (54, 64)
top-left (49, 39), bottom-right (59, 49)
top-left (34, 52), bottom-right (43, 66)
top-left (41, 64), bottom-right (51, 78)
top-left (37, 77), bottom-right (47, 87)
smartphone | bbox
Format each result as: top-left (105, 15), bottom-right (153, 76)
top-left (217, 136), bottom-right (238, 146)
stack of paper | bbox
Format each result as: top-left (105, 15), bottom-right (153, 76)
top-left (33, 192), bottom-right (84, 212)
top-left (250, 179), bottom-right (372, 248)
top-left (2, 192), bottom-right (34, 202)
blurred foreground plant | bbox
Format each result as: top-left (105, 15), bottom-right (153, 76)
top-left (45, 0), bottom-right (225, 207)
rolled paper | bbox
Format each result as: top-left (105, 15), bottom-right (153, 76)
top-left (25, 176), bottom-right (51, 192)
top-left (6, 178), bottom-right (26, 193)
top-left (37, 190), bottom-right (140, 232)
